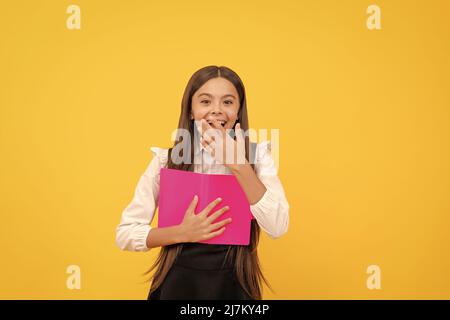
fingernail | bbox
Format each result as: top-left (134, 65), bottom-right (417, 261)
top-left (217, 197), bottom-right (222, 201)
top-left (194, 195), bottom-right (198, 200)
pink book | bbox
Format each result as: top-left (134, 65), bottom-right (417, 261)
top-left (158, 168), bottom-right (255, 245)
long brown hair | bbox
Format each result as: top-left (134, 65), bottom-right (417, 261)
top-left (144, 65), bottom-right (272, 299)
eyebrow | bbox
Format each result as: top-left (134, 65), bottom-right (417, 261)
top-left (197, 93), bottom-right (237, 99)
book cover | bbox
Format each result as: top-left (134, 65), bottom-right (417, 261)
top-left (158, 168), bottom-right (255, 245)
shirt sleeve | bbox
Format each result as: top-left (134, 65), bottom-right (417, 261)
top-left (250, 141), bottom-right (290, 239)
top-left (115, 147), bottom-right (168, 252)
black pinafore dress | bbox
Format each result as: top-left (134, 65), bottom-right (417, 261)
top-left (147, 242), bottom-right (253, 300)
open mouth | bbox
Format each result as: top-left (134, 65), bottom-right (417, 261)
top-left (206, 120), bottom-right (226, 127)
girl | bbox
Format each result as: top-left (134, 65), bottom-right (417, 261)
top-left (116, 65), bottom-right (290, 300)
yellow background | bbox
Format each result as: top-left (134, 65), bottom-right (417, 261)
top-left (1, 0), bottom-right (449, 299)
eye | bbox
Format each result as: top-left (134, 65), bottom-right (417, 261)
top-left (224, 100), bottom-right (233, 105)
top-left (200, 100), bottom-right (210, 105)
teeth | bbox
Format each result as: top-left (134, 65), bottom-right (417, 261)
top-left (206, 120), bottom-right (226, 126)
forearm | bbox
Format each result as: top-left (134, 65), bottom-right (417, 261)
top-left (229, 162), bottom-right (267, 205)
top-left (146, 225), bottom-right (186, 249)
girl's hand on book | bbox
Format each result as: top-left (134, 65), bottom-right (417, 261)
top-left (179, 195), bottom-right (232, 243)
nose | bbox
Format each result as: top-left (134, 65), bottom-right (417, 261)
top-left (210, 102), bottom-right (223, 115)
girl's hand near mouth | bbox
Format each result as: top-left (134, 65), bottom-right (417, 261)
top-left (197, 118), bottom-right (247, 169)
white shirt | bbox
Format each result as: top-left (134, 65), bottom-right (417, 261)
top-left (115, 140), bottom-right (290, 252)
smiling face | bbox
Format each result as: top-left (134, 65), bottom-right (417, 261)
top-left (191, 77), bottom-right (240, 129)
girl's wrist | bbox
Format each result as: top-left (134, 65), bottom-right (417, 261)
top-left (227, 160), bottom-right (250, 174)
top-left (175, 225), bottom-right (190, 243)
